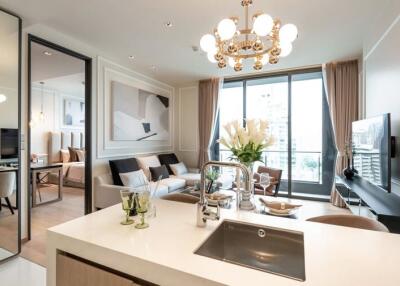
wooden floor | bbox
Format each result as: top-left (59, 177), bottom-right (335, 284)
top-left (21, 185), bottom-right (85, 267)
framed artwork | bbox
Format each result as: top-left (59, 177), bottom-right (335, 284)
top-left (63, 98), bottom-right (85, 127)
top-left (111, 81), bottom-right (170, 141)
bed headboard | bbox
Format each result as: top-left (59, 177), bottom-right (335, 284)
top-left (48, 132), bottom-right (85, 163)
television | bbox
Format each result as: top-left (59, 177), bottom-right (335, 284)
top-left (352, 114), bottom-right (391, 192)
top-left (0, 128), bottom-right (19, 159)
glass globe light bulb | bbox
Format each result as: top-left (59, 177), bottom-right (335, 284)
top-left (207, 52), bottom-right (217, 63)
top-left (280, 42), bottom-right (293, 57)
top-left (253, 14), bottom-right (273, 37)
top-left (217, 18), bottom-right (237, 41)
top-left (200, 34), bottom-right (216, 52)
top-left (279, 24), bottom-right (298, 43)
top-left (261, 54), bottom-right (270, 65)
top-left (228, 57), bottom-right (236, 67)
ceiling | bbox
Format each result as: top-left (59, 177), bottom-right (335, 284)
top-left (0, 0), bottom-right (389, 86)
top-left (31, 42), bottom-right (85, 96)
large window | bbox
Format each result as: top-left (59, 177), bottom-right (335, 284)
top-left (216, 69), bottom-right (336, 196)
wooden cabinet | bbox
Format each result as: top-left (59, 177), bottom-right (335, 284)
top-left (57, 253), bottom-right (143, 286)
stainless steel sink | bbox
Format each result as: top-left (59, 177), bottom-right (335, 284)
top-left (194, 220), bottom-right (305, 281)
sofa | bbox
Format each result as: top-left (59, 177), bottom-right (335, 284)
top-left (94, 154), bottom-right (201, 209)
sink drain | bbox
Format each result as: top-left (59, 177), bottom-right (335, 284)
top-left (258, 229), bottom-right (266, 238)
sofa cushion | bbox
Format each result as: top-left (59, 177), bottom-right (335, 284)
top-left (170, 162), bottom-right (188, 176)
top-left (137, 155), bottom-right (161, 180)
top-left (149, 165), bottom-right (170, 182)
top-left (159, 178), bottom-right (186, 192)
top-left (109, 158), bottom-right (140, 186)
top-left (119, 169), bottom-right (148, 188)
top-left (150, 181), bottom-right (169, 197)
top-left (158, 153), bottom-right (179, 174)
top-left (172, 173), bottom-right (200, 186)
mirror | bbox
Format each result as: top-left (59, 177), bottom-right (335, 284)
top-left (0, 9), bottom-right (21, 262)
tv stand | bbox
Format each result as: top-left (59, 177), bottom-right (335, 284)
top-left (336, 176), bottom-right (400, 233)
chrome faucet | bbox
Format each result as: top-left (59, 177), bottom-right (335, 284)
top-left (197, 161), bottom-right (254, 227)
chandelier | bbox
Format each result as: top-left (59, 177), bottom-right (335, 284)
top-left (200, 0), bottom-right (298, 72)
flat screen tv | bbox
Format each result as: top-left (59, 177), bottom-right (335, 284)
top-left (0, 128), bottom-right (19, 159)
top-left (352, 114), bottom-right (391, 192)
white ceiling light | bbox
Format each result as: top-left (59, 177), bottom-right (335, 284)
top-left (279, 24), bottom-right (298, 43)
top-left (43, 51), bottom-right (52, 56)
top-left (207, 52), bottom-right (217, 63)
top-left (200, 0), bottom-right (298, 71)
top-left (280, 42), bottom-right (293, 57)
top-left (164, 21), bottom-right (173, 28)
top-left (200, 34), bottom-right (216, 52)
top-left (0, 94), bottom-right (7, 103)
top-left (253, 14), bottom-right (273, 37)
top-left (217, 18), bottom-right (237, 41)
top-left (128, 55), bottom-right (135, 60)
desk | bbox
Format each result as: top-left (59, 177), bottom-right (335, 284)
top-left (31, 164), bottom-right (63, 207)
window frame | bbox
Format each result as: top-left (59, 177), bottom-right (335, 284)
top-left (213, 67), bottom-right (336, 197)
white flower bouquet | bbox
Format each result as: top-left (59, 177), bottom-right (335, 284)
top-left (218, 119), bottom-right (274, 167)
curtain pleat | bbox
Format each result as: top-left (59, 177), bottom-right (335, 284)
top-left (198, 78), bottom-right (221, 168)
top-left (323, 60), bottom-right (359, 207)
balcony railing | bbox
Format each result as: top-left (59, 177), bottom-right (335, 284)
top-left (219, 149), bottom-right (322, 183)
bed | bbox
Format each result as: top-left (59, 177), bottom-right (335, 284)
top-left (47, 131), bottom-right (85, 188)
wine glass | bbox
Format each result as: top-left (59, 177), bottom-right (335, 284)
top-left (259, 173), bottom-right (271, 196)
top-left (135, 191), bottom-right (150, 229)
top-left (120, 190), bottom-right (135, 225)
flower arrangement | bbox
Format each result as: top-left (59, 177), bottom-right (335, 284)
top-left (218, 119), bottom-right (274, 167)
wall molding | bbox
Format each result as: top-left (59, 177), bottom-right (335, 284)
top-left (96, 57), bottom-right (175, 159)
top-left (178, 86), bottom-right (198, 152)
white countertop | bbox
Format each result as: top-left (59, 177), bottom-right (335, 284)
top-left (47, 199), bottom-right (400, 286)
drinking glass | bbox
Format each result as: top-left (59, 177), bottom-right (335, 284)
top-left (120, 190), bottom-right (135, 225)
top-left (259, 173), bottom-right (271, 196)
top-left (135, 191), bottom-right (150, 229)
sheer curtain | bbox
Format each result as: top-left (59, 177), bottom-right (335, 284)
top-left (198, 78), bottom-right (222, 168)
top-left (323, 60), bottom-right (359, 206)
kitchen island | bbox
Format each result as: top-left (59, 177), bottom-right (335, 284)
top-left (47, 199), bottom-right (400, 286)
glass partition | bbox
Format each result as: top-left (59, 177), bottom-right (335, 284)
top-left (0, 8), bottom-right (21, 261)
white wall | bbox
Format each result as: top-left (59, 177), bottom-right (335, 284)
top-left (175, 85), bottom-right (199, 168)
top-left (19, 23), bottom-right (177, 239)
top-left (30, 85), bottom-right (84, 155)
top-left (363, 1), bottom-right (400, 194)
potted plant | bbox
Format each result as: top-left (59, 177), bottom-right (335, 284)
top-left (218, 119), bottom-right (274, 170)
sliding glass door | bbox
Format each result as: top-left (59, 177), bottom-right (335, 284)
top-left (216, 68), bottom-right (335, 197)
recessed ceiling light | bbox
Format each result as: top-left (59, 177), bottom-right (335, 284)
top-left (128, 55), bottom-right (135, 60)
top-left (165, 21), bottom-right (173, 28)
top-left (43, 51), bottom-right (52, 56)
top-left (150, 65), bottom-right (157, 70)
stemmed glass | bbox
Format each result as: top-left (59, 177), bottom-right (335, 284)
top-left (120, 190), bottom-right (135, 225)
top-left (259, 173), bottom-right (271, 196)
top-left (135, 190), bottom-right (150, 229)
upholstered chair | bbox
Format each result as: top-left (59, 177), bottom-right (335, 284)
top-left (0, 171), bottom-right (16, 214)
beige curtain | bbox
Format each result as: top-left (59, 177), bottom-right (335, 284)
top-left (198, 78), bottom-right (221, 168)
top-left (324, 60), bottom-right (359, 206)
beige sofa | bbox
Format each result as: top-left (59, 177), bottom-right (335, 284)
top-left (94, 154), bottom-right (201, 209)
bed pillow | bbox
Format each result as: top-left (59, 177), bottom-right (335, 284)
top-left (60, 149), bottom-right (70, 163)
top-left (149, 165), bottom-right (169, 182)
top-left (76, 150), bottom-right (85, 162)
top-left (158, 153), bottom-right (179, 174)
top-left (68, 147), bottom-right (80, 162)
top-left (170, 162), bottom-right (188, 176)
top-left (137, 155), bottom-right (161, 180)
top-left (109, 158), bottom-right (140, 186)
top-left (119, 169), bottom-right (148, 188)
